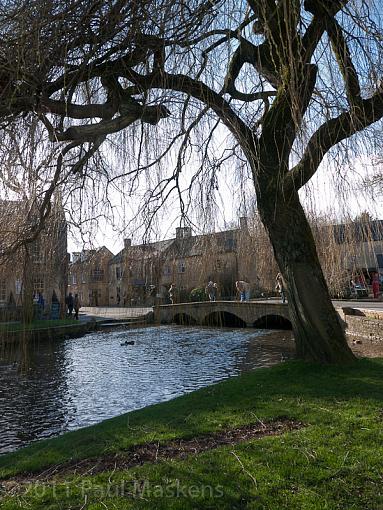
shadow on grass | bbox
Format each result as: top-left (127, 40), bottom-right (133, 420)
top-left (0, 358), bottom-right (382, 479)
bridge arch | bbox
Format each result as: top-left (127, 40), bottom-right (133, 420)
top-left (173, 313), bottom-right (197, 326)
top-left (253, 314), bottom-right (292, 330)
top-left (202, 311), bottom-right (247, 328)
top-left (155, 301), bottom-right (292, 329)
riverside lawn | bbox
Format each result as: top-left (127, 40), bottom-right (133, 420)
top-left (0, 319), bottom-right (78, 332)
top-left (0, 359), bottom-right (382, 509)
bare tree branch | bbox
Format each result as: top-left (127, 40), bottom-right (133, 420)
top-left (286, 90), bottom-right (383, 191)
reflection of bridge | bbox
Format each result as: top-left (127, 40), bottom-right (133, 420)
top-left (154, 301), bottom-right (292, 328)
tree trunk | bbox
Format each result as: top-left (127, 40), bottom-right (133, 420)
top-left (257, 186), bottom-right (355, 364)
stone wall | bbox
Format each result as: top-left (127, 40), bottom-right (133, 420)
top-left (336, 307), bottom-right (383, 343)
top-left (343, 316), bottom-right (383, 342)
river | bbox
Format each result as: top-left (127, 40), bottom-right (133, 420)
top-left (0, 326), bottom-right (294, 454)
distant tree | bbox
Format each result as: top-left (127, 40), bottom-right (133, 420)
top-left (2, 1), bottom-right (383, 362)
top-left (190, 287), bottom-right (208, 303)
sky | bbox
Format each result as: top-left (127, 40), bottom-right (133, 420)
top-left (67, 154), bottom-right (383, 256)
top-left (62, 0), bottom-right (383, 255)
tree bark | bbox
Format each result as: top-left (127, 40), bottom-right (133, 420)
top-left (255, 172), bottom-right (355, 363)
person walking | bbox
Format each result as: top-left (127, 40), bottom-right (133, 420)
top-left (275, 273), bottom-right (286, 303)
top-left (37, 292), bottom-right (45, 309)
top-left (169, 283), bottom-right (176, 304)
top-left (66, 292), bottom-right (74, 316)
top-left (205, 280), bottom-right (217, 302)
top-left (74, 293), bottom-right (81, 320)
top-left (372, 272), bottom-right (380, 299)
top-left (235, 280), bottom-right (251, 301)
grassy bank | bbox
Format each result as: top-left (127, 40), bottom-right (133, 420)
top-left (1, 359), bottom-right (383, 509)
top-left (0, 318), bottom-right (78, 332)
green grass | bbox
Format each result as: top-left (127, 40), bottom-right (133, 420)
top-left (1, 359), bottom-right (383, 509)
top-left (0, 318), bottom-right (78, 332)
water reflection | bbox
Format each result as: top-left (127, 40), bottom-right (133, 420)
top-left (0, 338), bottom-right (70, 452)
top-left (0, 326), bottom-right (294, 454)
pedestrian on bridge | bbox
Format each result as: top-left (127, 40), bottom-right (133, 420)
top-left (236, 280), bottom-right (251, 301)
top-left (206, 281), bottom-right (218, 302)
top-left (169, 283), bottom-right (177, 304)
top-left (275, 273), bottom-right (286, 303)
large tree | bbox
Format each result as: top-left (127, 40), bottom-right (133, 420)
top-left (1, 0), bottom-right (383, 362)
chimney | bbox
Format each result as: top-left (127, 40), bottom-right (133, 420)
top-left (72, 252), bottom-right (80, 263)
top-left (176, 227), bottom-right (192, 239)
top-left (239, 216), bottom-right (248, 231)
top-left (124, 238), bottom-right (132, 249)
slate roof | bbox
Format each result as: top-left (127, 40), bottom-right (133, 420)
top-left (166, 229), bottom-right (239, 259)
top-left (109, 239), bottom-right (174, 265)
top-left (333, 220), bottom-right (383, 244)
top-left (108, 228), bottom-right (240, 264)
top-left (71, 246), bottom-right (114, 266)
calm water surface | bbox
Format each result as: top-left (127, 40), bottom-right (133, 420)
top-left (0, 326), bottom-right (294, 454)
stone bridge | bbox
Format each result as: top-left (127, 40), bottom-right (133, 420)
top-left (154, 301), bottom-right (292, 328)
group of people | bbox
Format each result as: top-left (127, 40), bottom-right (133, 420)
top-left (65, 292), bottom-right (81, 319)
top-left (350, 271), bottom-right (382, 299)
top-left (235, 280), bottom-right (251, 302)
top-left (235, 274), bottom-right (286, 303)
top-left (33, 292), bottom-right (45, 308)
top-left (167, 275), bottom-right (287, 303)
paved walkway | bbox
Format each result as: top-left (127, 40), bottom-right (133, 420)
top-left (79, 300), bottom-right (383, 324)
top-left (79, 307), bottom-right (152, 322)
top-left (255, 298), bottom-right (383, 312)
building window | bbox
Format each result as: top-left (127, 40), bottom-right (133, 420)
top-left (163, 265), bottom-right (171, 276)
top-left (178, 260), bottom-right (186, 273)
top-left (377, 254), bottom-right (383, 269)
top-left (91, 268), bottom-right (104, 282)
top-left (33, 277), bottom-right (44, 295)
top-left (0, 280), bottom-right (6, 302)
top-left (215, 259), bottom-right (223, 270)
top-left (224, 238), bottom-right (236, 250)
top-left (30, 242), bottom-right (42, 263)
top-left (72, 273), bottom-right (77, 285)
top-left (116, 266), bottom-right (122, 280)
top-left (82, 273), bottom-right (86, 283)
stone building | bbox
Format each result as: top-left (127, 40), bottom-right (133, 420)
top-left (68, 246), bottom-right (114, 306)
top-left (107, 218), bottom-right (257, 305)
top-left (0, 198), bottom-right (68, 318)
top-left (333, 219), bottom-right (383, 283)
top-left (67, 216), bottom-right (383, 307)
top-left (160, 226), bottom-right (240, 301)
top-left (108, 238), bottom-right (173, 306)
top-left (68, 247), bottom-right (114, 306)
